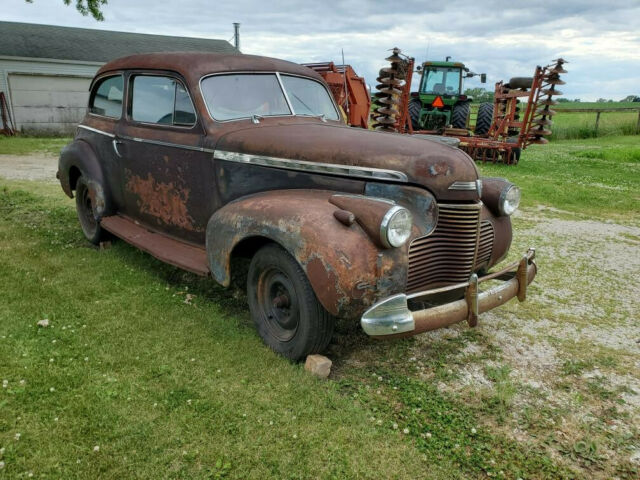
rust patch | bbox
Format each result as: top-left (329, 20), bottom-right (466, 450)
top-left (125, 172), bottom-right (197, 231)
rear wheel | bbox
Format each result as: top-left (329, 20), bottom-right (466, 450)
top-left (75, 176), bottom-right (106, 245)
top-left (474, 102), bottom-right (494, 135)
top-left (408, 98), bottom-right (422, 130)
top-left (451, 102), bottom-right (470, 129)
top-left (247, 244), bottom-right (334, 361)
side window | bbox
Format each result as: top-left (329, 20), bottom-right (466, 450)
top-left (130, 75), bottom-right (196, 126)
top-left (89, 75), bottom-right (123, 118)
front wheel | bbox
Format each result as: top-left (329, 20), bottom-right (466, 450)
top-left (247, 244), bottom-right (334, 361)
top-left (75, 176), bottom-right (107, 245)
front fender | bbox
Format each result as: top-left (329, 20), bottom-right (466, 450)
top-left (58, 139), bottom-right (111, 218)
top-left (206, 189), bottom-right (408, 318)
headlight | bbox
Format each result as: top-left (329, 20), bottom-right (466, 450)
top-left (499, 185), bottom-right (521, 216)
top-left (380, 206), bottom-right (413, 248)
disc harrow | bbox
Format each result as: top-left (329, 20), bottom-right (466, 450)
top-left (372, 48), bottom-right (411, 131)
top-left (523, 58), bottom-right (567, 146)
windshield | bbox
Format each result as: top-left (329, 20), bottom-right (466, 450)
top-left (201, 73), bottom-right (339, 121)
top-left (420, 67), bottom-right (462, 95)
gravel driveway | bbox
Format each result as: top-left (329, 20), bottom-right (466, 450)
top-left (0, 154), bottom-right (59, 182)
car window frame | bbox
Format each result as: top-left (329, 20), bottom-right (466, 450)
top-left (125, 71), bottom-right (199, 131)
top-left (198, 71), bottom-right (341, 123)
top-left (88, 73), bottom-right (125, 120)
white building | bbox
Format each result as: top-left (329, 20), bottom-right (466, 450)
top-left (0, 21), bottom-right (237, 134)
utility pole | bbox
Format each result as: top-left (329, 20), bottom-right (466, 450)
top-left (233, 23), bottom-right (240, 51)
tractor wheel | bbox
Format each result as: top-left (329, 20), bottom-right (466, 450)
top-left (451, 102), bottom-right (470, 129)
top-left (506, 77), bottom-right (533, 89)
top-left (474, 102), bottom-right (494, 135)
top-left (408, 98), bottom-right (422, 130)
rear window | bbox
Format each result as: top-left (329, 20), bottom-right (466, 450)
top-left (89, 75), bottom-right (123, 118)
top-left (130, 75), bottom-right (196, 126)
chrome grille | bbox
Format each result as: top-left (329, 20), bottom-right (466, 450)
top-left (474, 221), bottom-right (494, 270)
top-left (406, 203), bottom-right (481, 293)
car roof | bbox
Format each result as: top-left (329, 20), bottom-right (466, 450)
top-left (96, 52), bottom-right (324, 85)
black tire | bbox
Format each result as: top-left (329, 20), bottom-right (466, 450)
top-left (451, 102), bottom-right (470, 128)
top-left (506, 137), bottom-right (521, 164)
top-left (408, 98), bottom-right (422, 130)
top-left (247, 244), bottom-right (334, 361)
top-left (474, 102), bottom-right (494, 135)
top-left (507, 77), bottom-right (533, 89)
top-left (75, 176), bottom-right (106, 245)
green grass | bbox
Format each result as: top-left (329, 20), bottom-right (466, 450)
top-left (0, 136), bottom-right (72, 155)
top-left (0, 182), bottom-right (449, 479)
top-left (478, 135), bottom-right (640, 221)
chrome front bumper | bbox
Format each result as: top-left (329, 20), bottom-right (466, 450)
top-left (361, 248), bottom-right (537, 337)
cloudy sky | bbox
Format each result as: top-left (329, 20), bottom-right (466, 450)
top-left (4, 0), bottom-right (640, 100)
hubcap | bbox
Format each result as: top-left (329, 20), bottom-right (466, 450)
top-left (257, 267), bottom-right (299, 342)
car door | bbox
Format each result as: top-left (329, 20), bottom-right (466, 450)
top-left (79, 73), bottom-right (126, 210)
top-left (115, 71), bottom-right (214, 244)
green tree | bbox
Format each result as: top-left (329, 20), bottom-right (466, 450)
top-left (25, 0), bottom-right (108, 21)
top-left (463, 87), bottom-right (493, 103)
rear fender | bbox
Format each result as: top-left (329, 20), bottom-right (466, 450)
top-left (58, 139), bottom-right (111, 218)
top-left (206, 189), bottom-right (408, 318)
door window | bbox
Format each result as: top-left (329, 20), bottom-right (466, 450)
top-left (130, 75), bottom-right (196, 126)
top-left (89, 75), bottom-right (123, 118)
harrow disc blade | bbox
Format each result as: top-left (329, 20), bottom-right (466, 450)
top-left (376, 86), bottom-right (403, 95)
top-left (537, 99), bottom-right (558, 106)
top-left (531, 128), bottom-right (552, 136)
top-left (528, 137), bottom-right (549, 144)
top-left (380, 67), bottom-right (405, 79)
top-left (542, 88), bottom-right (562, 96)
top-left (376, 106), bottom-right (400, 116)
top-left (535, 108), bottom-right (557, 116)
top-left (548, 66), bottom-right (568, 74)
top-left (377, 96), bottom-right (400, 106)
top-left (373, 116), bottom-right (397, 125)
top-left (544, 77), bottom-right (566, 85)
top-left (377, 77), bottom-right (403, 86)
top-left (532, 118), bottom-right (553, 126)
top-left (385, 52), bottom-right (403, 63)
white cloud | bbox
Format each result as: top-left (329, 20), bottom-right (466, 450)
top-left (3, 0), bottom-right (639, 100)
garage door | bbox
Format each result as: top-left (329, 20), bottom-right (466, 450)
top-left (8, 74), bottom-right (92, 134)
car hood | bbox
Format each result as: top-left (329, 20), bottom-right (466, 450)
top-left (213, 122), bottom-right (480, 200)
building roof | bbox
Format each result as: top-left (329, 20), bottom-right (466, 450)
top-left (97, 52), bottom-right (324, 85)
top-left (0, 21), bottom-right (238, 63)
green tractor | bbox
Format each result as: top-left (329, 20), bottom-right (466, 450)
top-left (409, 58), bottom-right (493, 134)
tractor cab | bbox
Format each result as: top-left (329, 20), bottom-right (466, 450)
top-left (410, 60), bottom-right (486, 131)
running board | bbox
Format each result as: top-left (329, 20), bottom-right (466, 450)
top-left (100, 215), bottom-right (210, 276)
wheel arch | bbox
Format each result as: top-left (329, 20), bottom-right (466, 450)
top-left (58, 139), bottom-right (112, 218)
top-left (206, 190), bottom-right (407, 318)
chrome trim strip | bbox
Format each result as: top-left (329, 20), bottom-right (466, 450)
top-left (119, 135), bottom-right (214, 153)
top-left (213, 150), bottom-right (409, 182)
top-left (437, 202), bottom-right (482, 210)
top-left (77, 124), bottom-right (115, 138)
top-left (449, 179), bottom-right (482, 194)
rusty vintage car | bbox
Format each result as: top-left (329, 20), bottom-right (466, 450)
top-left (57, 52), bottom-right (536, 360)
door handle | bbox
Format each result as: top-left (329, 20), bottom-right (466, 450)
top-left (112, 139), bottom-right (123, 158)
